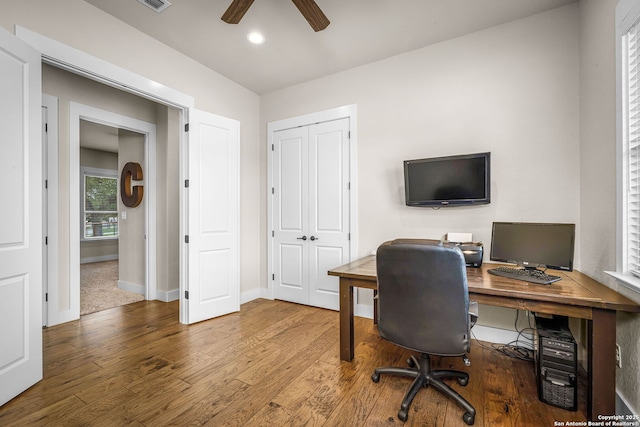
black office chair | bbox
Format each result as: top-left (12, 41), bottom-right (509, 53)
top-left (371, 239), bottom-right (477, 425)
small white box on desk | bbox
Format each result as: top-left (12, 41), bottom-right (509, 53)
top-left (447, 232), bottom-right (472, 243)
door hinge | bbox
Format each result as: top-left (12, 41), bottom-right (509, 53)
top-left (272, 274), bottom-right (275, 280)
top-left (185, 179), bottom-right (189, 188)
top-left (185, 235), bottom-right (189, 243)
top-left (45, 179), bottom-right (48, 189)
top-left (45, 236), bottom-right (48, 245)
top-left (272, 187), bottom-right (275, 195)
top-left (272, 230), bottom-right (274, 237)
top-left (272, 144), bottom-right (274, 151)
top-left (185, 123), bottom-right (189, 132)
top-left (45, 293), bottom-right (48, 302)
top-left (348, 182), bottom-right (350, 190)
top-left (185, 290), bottom-right (189, 299)
top-left (348, 233), bottom-right (351, 241)
top-left (45, 123), bottom-right (48, 132)
top-left (348, 131), bottom-right (351, 139)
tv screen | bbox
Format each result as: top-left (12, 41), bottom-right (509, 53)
top-left (490, 222), bottom-right (575, 271)
top-left (404, 152), bottom-right (490, 207)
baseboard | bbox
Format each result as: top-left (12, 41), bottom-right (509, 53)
top-left (616, 388), bottom-right (637, 416)
top-left (241, 288), bottom-right (262, 304)
top-left (117, 280), bottom-right (144, 295)
top-left (80, 254), bottom-right (118, 264)
top-left (355, 303), bottom-right (374, 319)
top-left (470, 325), bottom-right (534, 345)
top-left (156, 288), bottom-right (179, 302)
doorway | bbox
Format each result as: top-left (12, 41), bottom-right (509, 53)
top-left (79, 121), bottom-right (146, 315)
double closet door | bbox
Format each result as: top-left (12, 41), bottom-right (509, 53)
top-left (272, 118), bottom-right (350, 310)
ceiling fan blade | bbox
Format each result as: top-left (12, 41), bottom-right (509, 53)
top-left (221, 0), bottom-right (255, 24)
top-left (291, 0), bottom-right (330, 32)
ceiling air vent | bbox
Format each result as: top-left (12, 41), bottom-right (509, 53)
top-left (137, 0), bottom-right (171, 13)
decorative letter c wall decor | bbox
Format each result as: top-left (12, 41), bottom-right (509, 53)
top-left (121, 162), bottom-right (144, 207)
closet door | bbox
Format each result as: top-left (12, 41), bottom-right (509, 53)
top-left (272, 118), bottom-right (350, 310)
top-left (273, 127), bottom-right (309, 305)
top-left (307, 119), bottom-right (350, 310)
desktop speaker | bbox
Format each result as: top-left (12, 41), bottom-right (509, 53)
top-left (458, 243), bottom-right (483, 268)
top-left (534, 315), bottom-right (578, 411)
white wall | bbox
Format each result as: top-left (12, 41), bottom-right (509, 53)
top-left (579, 0), bottom-right (640, 414)
top-left (118, 130), bottom-right (146, 291)
top-left (261, 5), bottom-right (581, 331)
top-left (0, 0), bottom-right (261, 299)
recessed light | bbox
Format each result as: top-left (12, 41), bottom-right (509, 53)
top-left (247, 32), bottom-right (265, 45)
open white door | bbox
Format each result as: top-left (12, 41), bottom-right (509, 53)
top-left (184, 109), bottom-right (240, 324)
top-left (0, 27), bottom-right (43, 405)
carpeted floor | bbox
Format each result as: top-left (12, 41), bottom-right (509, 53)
top-left (80, 260), bottom-right (145, 315)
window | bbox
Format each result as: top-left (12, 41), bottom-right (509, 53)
top-left (82, 167), bottom-right (118, 240)
top-left (613, 0), bottom-right (640, 291)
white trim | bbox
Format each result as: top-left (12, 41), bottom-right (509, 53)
top-left (355, 302), bottom-right (374, 319)
top-left (605, 270), bottom-right (640, 294)
top-left (616, 388), bottom-right (638, 416)
top-left (266, 104), bottom-right (358, 301)
top-left (157, 288), bottom-right (180, 303)
top-left (42, 94), bottom-right (59, 327)
top-left (15, 26), bottom-right (194, 110)
top-left (615, 0), bottom-right (640, 281)
top-left (118, 279), bottom-right (144, 295)
top-left (241, 288), bottom-right (261, 304)
top-left (80, 255), bottom-right (119, 264)
top-left (470, 325), bottom-right (534, 346)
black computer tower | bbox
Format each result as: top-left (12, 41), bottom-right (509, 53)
top-left (534, 315), bottom-right (578, 411)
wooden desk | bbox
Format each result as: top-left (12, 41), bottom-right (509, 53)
top-left (328, 255), bottom-right (640, 420)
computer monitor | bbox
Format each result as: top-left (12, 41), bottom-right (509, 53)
top-left (490, 222), bottom-right (575, 272)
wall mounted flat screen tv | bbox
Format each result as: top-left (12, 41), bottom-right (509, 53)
top-left (404, 152), bottom-right (491, 207)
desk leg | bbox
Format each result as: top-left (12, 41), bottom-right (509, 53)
top-left (588, 309), bottom-right (616, 420)
top-left (340, 278), bottom-right (354, 361)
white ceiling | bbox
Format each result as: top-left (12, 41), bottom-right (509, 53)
top-left (84, 0), bottom-right (576, 94)
top-left (81, 120), bottom-right (119, 152)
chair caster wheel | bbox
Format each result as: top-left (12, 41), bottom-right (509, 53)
top-left (463, 412), bottom-right (475, 425)
top-left (398, 409), bottom-right (408, 422)
top-left (457, 376), bottom-right (469, 386)
top-left (371, 372), bottom-right (380, 383)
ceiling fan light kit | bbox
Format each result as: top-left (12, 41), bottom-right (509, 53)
top-left (222, 0), bottom-right (330, 32)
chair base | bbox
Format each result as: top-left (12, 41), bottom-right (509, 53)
top-left (371, 353), bottom-right (475, 425)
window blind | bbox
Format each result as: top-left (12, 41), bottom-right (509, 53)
top-left (625, 19), bottom-right (640, 271)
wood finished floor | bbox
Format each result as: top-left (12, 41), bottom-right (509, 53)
top-left (0, 299), bottom-right (587, 426)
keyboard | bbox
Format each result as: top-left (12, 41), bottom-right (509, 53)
top-left (488, 266), bottom-right (561, 285)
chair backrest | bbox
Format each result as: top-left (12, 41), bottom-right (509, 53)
top-left (376, 239), bottom-right (471, 356)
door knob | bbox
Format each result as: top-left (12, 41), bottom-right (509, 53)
top-left (310, 236), bottom-right (318, 241)
top-left (297, 236), bottom-right (307, 240)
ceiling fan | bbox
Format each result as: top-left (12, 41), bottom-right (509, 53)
top-left (221, 0), bottom-right (330, 32)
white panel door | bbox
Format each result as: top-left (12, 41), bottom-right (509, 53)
top-left (308, 119), bottom-right (350, 310)
top-left (273, 127), bottom-right (309, 304)
top-left (272, 118), bottom-right (350, 310)
top-left (186, 109), bottom-right (239, 324)
top-left (0, 27), bottom-right (43, 405)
